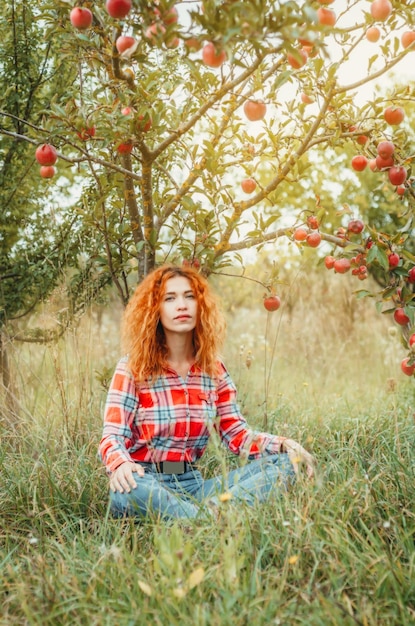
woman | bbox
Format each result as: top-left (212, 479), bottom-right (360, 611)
top-left (99, 264), bottom-right (314, 520)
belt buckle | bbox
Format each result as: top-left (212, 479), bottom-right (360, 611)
top-left (160, 461), bottom-right (186, 474)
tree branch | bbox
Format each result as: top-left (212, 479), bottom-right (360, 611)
top-left (148, 44), bottom-right (284, 162)
top-left (214, 85), bottom-right (337, 258)
top-left (0, 125), bottom-right (143, 181)
top-left (222, 228), bottom-right (352, 253)
top-left (335, 47), bottom-right (412, 95)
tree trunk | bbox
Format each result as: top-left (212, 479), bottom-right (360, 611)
top-left (0, 331), bottom-right (19, 425)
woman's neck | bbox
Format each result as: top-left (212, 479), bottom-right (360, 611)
top-left (165, 331), bottom-right (195, 371)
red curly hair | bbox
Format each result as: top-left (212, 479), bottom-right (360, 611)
top-left (121, 265), bottom-right (226, 381)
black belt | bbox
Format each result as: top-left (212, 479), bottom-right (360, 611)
top-left (138, 461), bottom-right (197, 475)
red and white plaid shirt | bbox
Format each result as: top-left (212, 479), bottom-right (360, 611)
top-left (99, 356), bottom-right (284, 473)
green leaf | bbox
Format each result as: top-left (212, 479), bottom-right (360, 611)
top-left (404, 305), bottom-right (415, 326)
top-left (366, 245), bottom-right (389, 270)
top-left (355, 290), bottom-right (372, 300)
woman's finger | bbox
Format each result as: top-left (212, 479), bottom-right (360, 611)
top-left (110, 462), bottom-right (143, 493)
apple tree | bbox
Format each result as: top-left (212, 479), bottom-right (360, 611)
top-left (2, 0), bottom-right (415, 383)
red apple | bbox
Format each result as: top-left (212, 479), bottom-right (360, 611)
top-left (202, 42), bottom-right (227, 68)
top-left (388, 166), bottom-right (407, 186)
top-left (401, 31), bottom-right (415, 50)
top-left (375, 155), bottom-right (394, 170)
top-left (369, 159), bottom-right (378, 171)
top-left (306, 231), bottom-right (321, 248)
top-left (396, 185), bottom-right (406, 196)
top-left (409, 333), bottom-right (415, 347)
top-left (347, 219), bottom-right (364, 234)
top-left (388, 252), bottom-right (400, 268)
top-left (377, 140), bottom-right (395, 158)
top-left (35, 144), bottom-right (58, 166)
top-left (301, 92), bottom-right (314, 104)
top-left (70, 7), bottom-right (93, 30)
top-left (357, 134), bottom-right (369, 145)
top-left (162, 6), bottom-right (178, 25)
top-left (351, 155), bottom-right (368, 171)
top-left (408, 267), bottom-right (415, 283)
top-left (370, 0), bottom-right (392, 21)
top-left (394, 307), bottom-right (410, 326)
top-left (106, 0), bottom-right (132, 19)
top-left (354, 264), bottom-right (368, 280)
top-left (353, 253), bottom-right (366, 266)
top-left (324, 255), bottom-right (335, 269)
top-left (243, 99), bottom-right (267, 121)
top-left (401, 357), bottom-right (415, 376)
top-left (317, 7), bottom-right (336, 26)
top-left (263, 295), bottom-right (281, 312)
top-left (370, 0), bottom-right (392, 22)
top-left (137, 113), bottom-right (152, 132)
top-left (116, 36), bottom-right (138, 55)
top-left (184, 37), bottom-right (202, 52)
top-left (76, 126), bottom-right (96, 141)
top-left (333, 258), bottom-right (351, 274)
top-left (293, 227), bottom-right (308, 242)
top-left (145, 22), bottom-right (166, 44)
top-left (166, 36), bottom-right (180, 49)
top-left (287, 48), bottom-right (308, 69)
top-left (241, 178), bottom-right (256, 193)
top-left (117, 141), bottom-right (133, 153)
top-left (40, 165), bottom-right (56, 178)
top-left (307, 215), bottom-right (319, 230)
top-left (384, 106), bottom-right (405, 125)
top-left (366, 26), bottom-right (380, 42)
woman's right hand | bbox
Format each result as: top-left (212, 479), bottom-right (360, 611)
top-left (281, 438), bottom-right (316, 479)
top-left (109, 461), bottom-right (145, 493)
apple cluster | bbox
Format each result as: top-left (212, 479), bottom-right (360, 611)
top-left (66, 1), bottom-right (235, 157)
top-left (350, 107), bottom-right (408, 192)
top-left (323, 219), bottom-right (415, 376)
top-left (291, 196), bottom-right (415, 377)
top-left (293, 215), bottom-right (322, 249)
top-left (35, 144), bottom-right (58, 179)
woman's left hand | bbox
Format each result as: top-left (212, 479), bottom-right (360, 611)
top-left (281, 438), bottom-right (315, 479)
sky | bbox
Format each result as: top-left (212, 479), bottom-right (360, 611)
top-left (329, 0), bottom-right (414, 104)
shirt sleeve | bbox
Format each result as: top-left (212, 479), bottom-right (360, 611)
top-left (215, 362), bottom-right (285, 458)
top-left (98, 357), bottom-right (139, 473)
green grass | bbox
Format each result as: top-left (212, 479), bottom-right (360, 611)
top-left (1, 382), bottom-right (415, 625)
top-left (1, 271), bottom-right (415, 625)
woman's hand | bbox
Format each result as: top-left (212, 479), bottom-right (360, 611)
top-left (109, 461), bottom-right (145, 493)
top-left (281, 438), bottom-right (315, 479)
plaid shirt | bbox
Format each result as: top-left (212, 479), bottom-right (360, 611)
top-left (99, 356), bottom-right (284, 473)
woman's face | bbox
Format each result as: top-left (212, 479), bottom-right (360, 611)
top-left (159, 275), bottom-right (198, 335)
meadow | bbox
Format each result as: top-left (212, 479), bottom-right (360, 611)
top-left (1, 268), bottom-right (414, 625)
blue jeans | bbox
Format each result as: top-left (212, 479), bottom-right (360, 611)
top-left (109, 453), bottom-right (295, 520)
